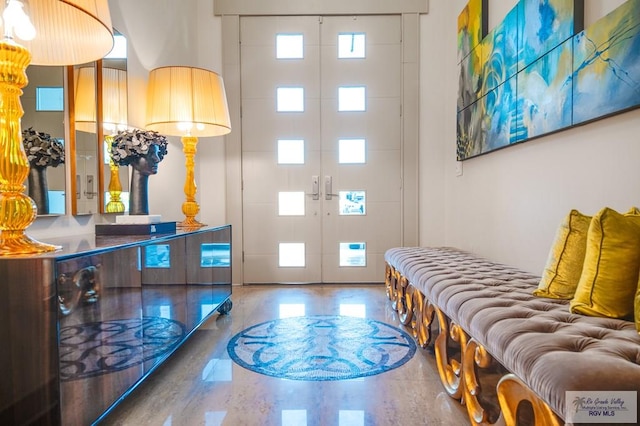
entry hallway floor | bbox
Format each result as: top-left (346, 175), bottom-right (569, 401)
top-left (101, 284), bottom-right (470, 426)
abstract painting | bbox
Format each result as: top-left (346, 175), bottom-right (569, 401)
top-left (456, 0), bottom-right (640, 160)
top-left (458, 44), bottom-right (485, 112)
top-left (458, 0), bottom-right (488, 64)
top-left (573, 0), bottom-right (640, 125)
top-left (518, 0), bottom-right (583, 71)
top-left (517, 39), bottom-right (573, 141)
top-left (482, 5), bottom-right (519, 95)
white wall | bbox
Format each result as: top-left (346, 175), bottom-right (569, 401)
top-left (421, 0), bottom-right (640, 274)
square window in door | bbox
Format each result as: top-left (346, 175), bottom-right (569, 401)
top-left (338, 138), bottom-right (365, 164)
top-left (339, 242), bottom-right (366, 267)
top-left (278, 139), bottom-right (305, 164)
top-left (276, 34), bottom-right (304, 59)
top-left (279, 243), bottom-right (306, 267)
top-left (338, 33), bottom-right (366, 59)
top-left (338, 86), bottom-right (366, 111)
top-left (277, 87), bottom-right (305, 112)
top-left (339, 191), bottom-right (365, 215)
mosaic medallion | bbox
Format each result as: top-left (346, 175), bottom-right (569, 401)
top-left (227, 315), bottom-right (416, 381)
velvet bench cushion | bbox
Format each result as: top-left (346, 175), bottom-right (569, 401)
top-left (385, 246), bottom-right (640, 421)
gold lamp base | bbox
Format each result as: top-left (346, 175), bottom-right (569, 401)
top-left (0, 39), bottom-right (58, 255)
top-left (177, 135), bottom-right (206, 229)
top-left (105, 137), bottom-right (125, 213)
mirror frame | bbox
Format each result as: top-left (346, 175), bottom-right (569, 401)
top-left (68, 60), bottom-right (108, 216)
top-left (23, 65), bottom-right (68, 216)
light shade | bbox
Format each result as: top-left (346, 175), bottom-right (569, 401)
top-left (0, 0), bottom-right (114, 65)
top-left (74, 65), bottom-right (97, 133)
top-left (102, 67), bottom-right (128, 132)
top-left (75, 65), bottom-right (128, 134)
top-left (145, 66), bottom-right (231, 137)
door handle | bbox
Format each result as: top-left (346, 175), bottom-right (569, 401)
top-left (307, 175), bottom-right (319, 200)
top-left (324, 175), bottom-right (338, 200)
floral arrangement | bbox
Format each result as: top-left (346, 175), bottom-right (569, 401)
top-left (22, 127), bottom-right (65, 168)
top-left (111, 128), bottom-right (169, 166)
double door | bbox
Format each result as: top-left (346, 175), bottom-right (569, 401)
top-left (241, 15), bottom-right (402, 283)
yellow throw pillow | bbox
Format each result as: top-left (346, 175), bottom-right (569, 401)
top-left (534, 210), bottom-right (591, 299)
top-left (570, 208), bottom-right (640, 319)
top-left (635, 283), bottom-right (640, 333)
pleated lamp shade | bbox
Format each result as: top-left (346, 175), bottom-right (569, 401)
top-left (74, 65), bottom-right (127, 134)
top-left (74, 65), bottom-right (97, 133)
top-left (0, 0), bottom-right (113, 65)
top-left (145, 66), bottom-right (231, 137)
top-left (102, 67), bottom-right (128, 133)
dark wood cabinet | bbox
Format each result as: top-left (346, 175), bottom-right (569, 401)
top-left (0, 226), bottom-right (232, 426)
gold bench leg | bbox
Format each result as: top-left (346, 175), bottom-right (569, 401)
top-left (463, 338), bottom-right (501, 425)
top-left (496, 374), bottom-right (562, 426)
top-left (397, 276), bottom-right (413, 325)
top-left (434, 306), bottom-right (467, 400)
top-left (411, 288), bottom-right (435, 348)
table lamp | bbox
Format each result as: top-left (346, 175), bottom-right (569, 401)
top-left (145, 66), bottom-right (231, 229)
top-left (0, 0), bottom-right (113, 255)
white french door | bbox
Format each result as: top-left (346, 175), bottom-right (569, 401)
top-left (241, 15), bottom-right (402, 284)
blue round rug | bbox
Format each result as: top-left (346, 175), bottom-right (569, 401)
top-left (227, 315), bottom-right (416, 381)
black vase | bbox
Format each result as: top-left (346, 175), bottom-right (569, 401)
top-left (27, 165), bottom-right (49, 214)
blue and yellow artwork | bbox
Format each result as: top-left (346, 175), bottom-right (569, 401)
top-left (456, 0), bottom-right (640, 160)
top-left (482, 5), bottom-right (519, 95)
top-left (458, 44), bottom-right (485, 111)
top-left (457, 98), bottom-right (485, 159)
top-left (518, 0), bottom-right (582, 71)
top-left (517, 39), bottom-right (573, 141)
top-left (483, 76), bottom-right (518, 151)
top-left (573, 0), bottom-right (640, 125)
top-left (458, 0), bottom-right (487, 63)
top-left (458, 0), bottom-right (488, 112)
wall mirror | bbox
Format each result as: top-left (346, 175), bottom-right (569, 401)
top-left (71, 61), bottom-right (100, 215)
top-left (23, 65), bottom-right (67, 216)
top-left (69, 32), bottom-right (128, 216)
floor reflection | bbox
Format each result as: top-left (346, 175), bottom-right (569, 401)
top-left (101, 284), bottom-right (471, 426)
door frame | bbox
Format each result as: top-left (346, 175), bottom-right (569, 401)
top-left (219, 6), bottom-right (421, 285)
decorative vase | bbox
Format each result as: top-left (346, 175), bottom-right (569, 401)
top-left (27, 165), bottom-right (49, 215)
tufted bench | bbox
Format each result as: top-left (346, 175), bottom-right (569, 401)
top-left (384, 246), bottom-right (640, 425)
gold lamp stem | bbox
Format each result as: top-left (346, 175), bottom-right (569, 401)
top-left (178, 135), bottom-right (206, 228)
top-left (105, 135), bottom-right (124, 213)
top-left (0, 39), bottom-right (58, 255)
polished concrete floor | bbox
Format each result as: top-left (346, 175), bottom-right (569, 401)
top-left (100, 284), bottom-right (470, 426)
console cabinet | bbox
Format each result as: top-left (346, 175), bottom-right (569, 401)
top-left (0, 226), bottom-right (232, 425)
